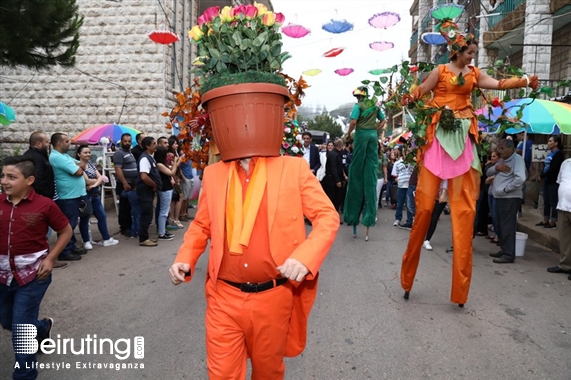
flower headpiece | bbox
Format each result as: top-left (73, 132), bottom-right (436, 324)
top-left (431, 4), bottom-right (474, 59)
top-left (437, 20), bottom-right (475, 59)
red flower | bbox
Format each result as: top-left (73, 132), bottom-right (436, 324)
top-left (198, 6), bottom-right (220, 26)
top-left (491, 97), bottom-right (502, 108)
top-left (410, 66), bottom-right (418, 73)
top-left (275, 12), bottom-right (285, 25)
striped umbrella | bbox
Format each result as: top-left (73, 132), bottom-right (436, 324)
top-left (72, 124), bottom-right (142, 145)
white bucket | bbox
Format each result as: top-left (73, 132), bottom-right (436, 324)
top-left (515, 232), bottom-right (528, 257)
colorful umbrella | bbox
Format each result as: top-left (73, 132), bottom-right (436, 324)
top-left (322, 19), bottom-right (353, 34)
top-left (368, 12), bottom-right (401, 29)
top-left (431, 3), bottom-right (464, 21)
top-left (302, 69), bottom-right (322, 76)
top-left (369, 41), bottom-right (394, 52)
top-left (368, 68), bottom-right (392, 75)
top-left (421, 32), bottom-right (446, 45)
top-left (323, 47), bottom-right (345, 57)
top-left (0, 101), bottom-right (16, 126)
top-left (281, 24), bottom-right (311, 38)
top-left (148, 30), bottom-right (180, 44)
top-left (476, 99), bottom-right (571, 134)
top-left (72, 124), bottom-right (142, 145)
top-left (334, 68), bottom-right (354, 76)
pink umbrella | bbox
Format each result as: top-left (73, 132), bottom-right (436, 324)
top-left (368, 12), bottom-right (401, 29)
top-left (334, 68), bottom-right (354, 76)
top-left (323, 47), bottom-right (345, 57)
top-left (281, 24), bottom-right (310, 38)
top-left (369, 41), bottom-right (394, 52)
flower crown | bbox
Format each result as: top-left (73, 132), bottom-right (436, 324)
top-left (437, 19), bottom-right (475, 58)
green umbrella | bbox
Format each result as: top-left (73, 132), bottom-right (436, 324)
top-left (0, 101), bottom-right (16, 126)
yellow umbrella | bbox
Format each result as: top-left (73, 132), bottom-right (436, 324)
top-left (302, 69), bottom-right (322, 76)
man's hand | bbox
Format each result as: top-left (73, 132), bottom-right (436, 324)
top-left (277, 258), bottom-right (309, 282)
top-left (123, 183), bottom-right (132, 191)
top-left (169, 262), bottom-right (190, 285)
top-left (336, 182), bottom-right (342, 188)
top-left (37, 257), bottom-right (54, 280)
top-left (496, 163), bottom-right (511, 173)
top-left (485, 175), bottom-right (495, 185)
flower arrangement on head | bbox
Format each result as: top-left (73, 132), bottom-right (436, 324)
top-left (188, 3), bottom-right (289, 93)
top-left (281, 74), bottom-right (308, 157)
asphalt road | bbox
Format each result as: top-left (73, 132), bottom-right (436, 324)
top-left (1, 206), bottom-right (570, 380)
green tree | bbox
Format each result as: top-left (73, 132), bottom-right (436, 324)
top-left (306, 113), bottom-right (343, 140)
top-left (0, 0), bottom-right (84, 69)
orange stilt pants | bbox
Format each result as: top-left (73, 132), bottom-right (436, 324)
top-left (401, 167), bottom-right (480, 304)
top-left (205, 278), bottom-right (293, 380)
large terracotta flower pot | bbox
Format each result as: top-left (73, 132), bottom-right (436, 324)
top-left (201, 83), bottom-right (290, 161)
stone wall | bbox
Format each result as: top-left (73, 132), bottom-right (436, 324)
top-left (551, 22), bottom-right (571, 81)
top-left (0, 0), bottom-right (196, 156)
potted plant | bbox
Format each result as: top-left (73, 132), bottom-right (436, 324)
top-left (188, 3), bottom-right (291, 161)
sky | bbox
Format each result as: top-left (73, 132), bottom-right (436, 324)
top-left (272, 0), bottom-right (414, 110)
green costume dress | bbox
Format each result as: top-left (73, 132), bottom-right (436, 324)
top-left (343, 102), bottom-right (385, 227)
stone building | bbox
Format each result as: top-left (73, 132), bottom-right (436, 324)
top-left (0, 0), bottom-right (273, 155)
top-left (408, 0), bottom-right (571, 98)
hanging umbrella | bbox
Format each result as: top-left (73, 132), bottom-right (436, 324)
top-left (421, 32), bottom-right (446, 45)
top-left (368, 68), bottom-right (392, 75)
top-left (0, 101), bottom-right (16, 126)
top-left (323, 47), bottom-right (345, 57)
top-left (369, 41), bottom-right (394, 52)
top-left (148, 30), bottom-right (180, 44)
top-left (72, 124), bottom-right (142, 145)
top-left (476, 99), bottom-right (571, 134)
top-left (322, 19), bottom-right (354, 34)
top-left (368, 12), bottom-right (401, 29)
top-left (281, 24), bottom-right (311, 38)
top-left (334, 68), bottom-right (354, 76)
top-left (431, 3), bottom-right (464, 21)
top-left (302, 69), bottom-right (322, 76)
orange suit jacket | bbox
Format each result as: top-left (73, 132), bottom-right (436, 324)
top-left (175, 156), bottom-right (339, 357)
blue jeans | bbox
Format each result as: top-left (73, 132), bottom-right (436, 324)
top-left (56, 198), bottom-right (81, 255)
top-left (125, 190), bottom-right (141, 237)
top-left (395, 187), bottom-right (408, 222)
top-left (405, 185), bottom-right (416, 224)
top-left (79, 194), bottom-right (111, 242)
top-left (157, 190), bottom-right (173, 235)
top-left (0, 275), bottom-right (52, 380)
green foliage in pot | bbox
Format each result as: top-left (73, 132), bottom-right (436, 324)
top-left (189, 3), bottom-right (290, 94)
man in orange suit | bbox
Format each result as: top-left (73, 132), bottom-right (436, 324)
top-left (169, 155), bottom-right (339, 380)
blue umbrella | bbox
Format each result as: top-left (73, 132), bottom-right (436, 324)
top-left (322, 19), bottom-right (354, 34)
top-left (421, 32), bottom-right (446, 45)
top-left (0, 101), bottom-right (16, 126)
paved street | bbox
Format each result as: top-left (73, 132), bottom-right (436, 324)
top-left (1, 205), bottom-right (570, 379)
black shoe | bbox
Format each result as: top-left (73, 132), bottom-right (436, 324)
top-left (121, 230), bottom-right (132, 237)
top-left (568, 274), bottom-right (571, 281)
top-left (489, 251), bottom-right (503, 258)
top-left (58, 253), bottom-right (82, 261)
top-left (547, 266), bottom-right (571, 274)
top-left (158, 234), bottom-right (174, 241)
top-left (535, 221), bottom-right (548, 226)
top-left (543, 223), bottom-right (556, 229)
top-left (493, 257), bottom-right (514, 264)
top-left (71, 247), bottom-right (87, 255)
top-left (398, 223), bottom-right (412, 230)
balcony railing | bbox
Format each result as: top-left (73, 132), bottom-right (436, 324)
top-left (420, 13), bottom-right (432, 32)
top-left (487, 0), bottom-right (526, 29)
top-left (410, 29), bottom-right (419, 50)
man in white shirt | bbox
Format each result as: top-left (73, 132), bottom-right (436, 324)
top-left (547, 157), bottom-right (571, 279)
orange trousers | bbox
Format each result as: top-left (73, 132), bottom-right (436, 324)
top-left (205, 278), bottom-right (293, 380)
top-left (401, 167), bottom-right (480, 304)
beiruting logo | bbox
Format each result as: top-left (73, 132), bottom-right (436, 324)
top-left (14, 324), bottom-right (144, 360)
